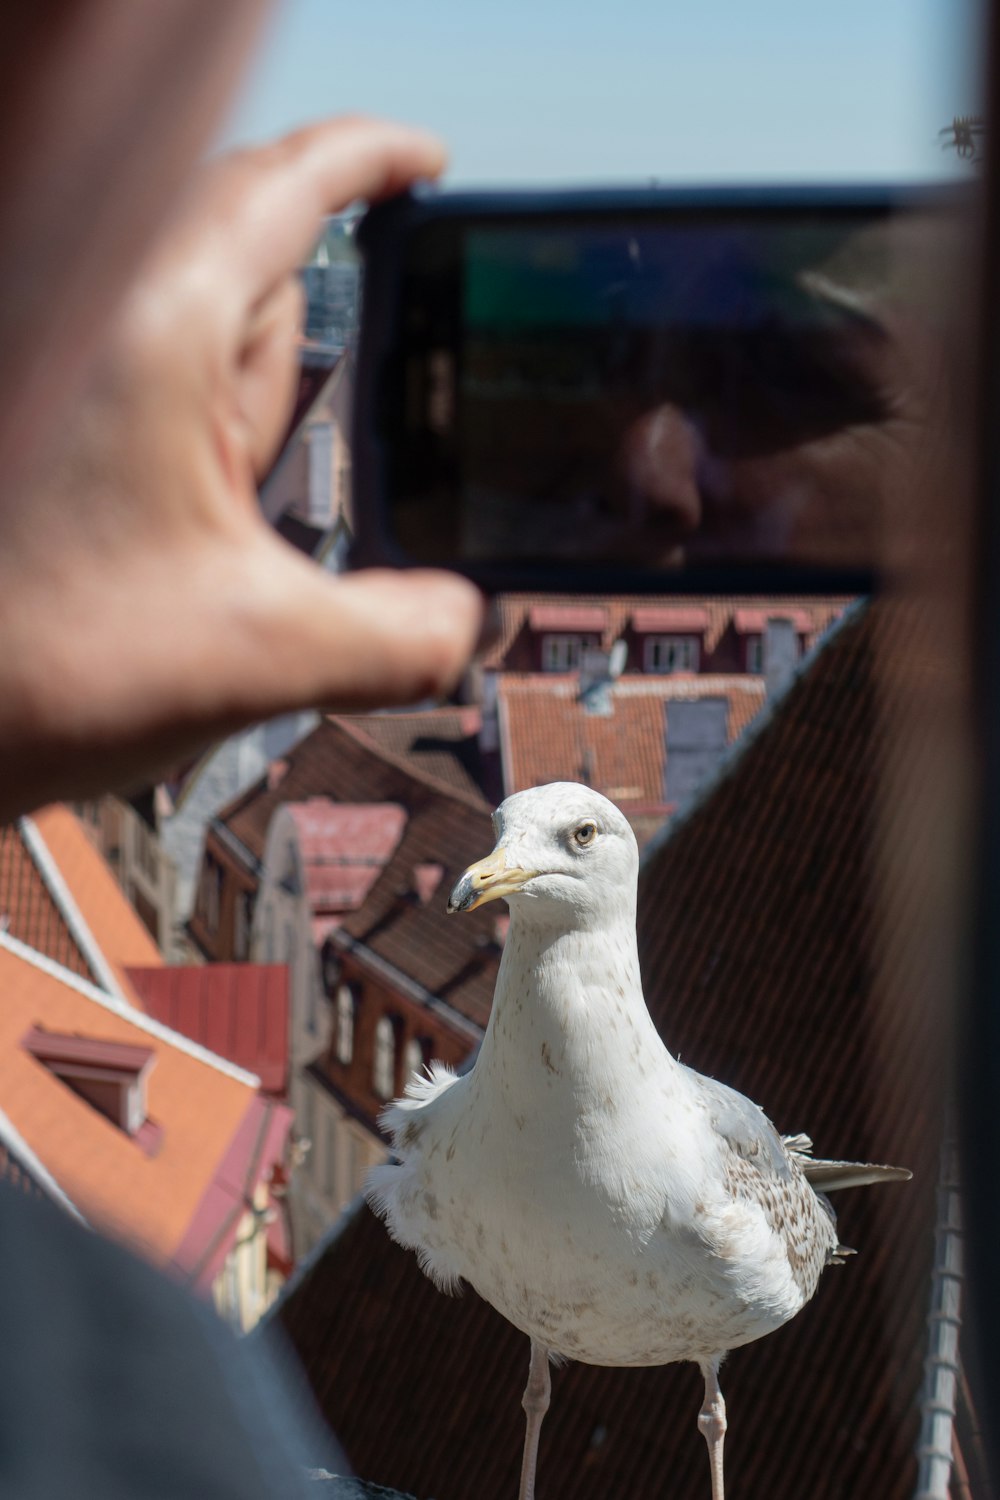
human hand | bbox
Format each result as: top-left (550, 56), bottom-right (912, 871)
top-left (0, 117), bottom-right (484, 820)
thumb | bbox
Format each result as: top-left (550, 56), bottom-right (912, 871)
top-left (223, 547), bottom-right (486, 718)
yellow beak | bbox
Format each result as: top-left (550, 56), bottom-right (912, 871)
top-left (447, 846), bottom-right (539, 913)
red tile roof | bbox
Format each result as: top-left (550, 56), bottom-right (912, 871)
top-left (125, 964), bottom-right (290, 1098)
top-left (629, 605), bottom-right (711, 632)
top-left (0, 809), bottom-right (161, 1001)
top-left (28, 807), bottom-right (162, 993)
top-left (497, 673), bottom-right (766, 810)
top-left (285, 800), bottom-right (407, 863)
top-left (276, 602), bottom-right (943, 1500)
top-left (0, 823), bottom-right (92, 982)
top-left (528, 603), bottom-right (608, 632)
top-left (305, 864), bottom-right (383, 912)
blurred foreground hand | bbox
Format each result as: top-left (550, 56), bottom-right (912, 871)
top-left (0, 117), bottom-right (483, 821)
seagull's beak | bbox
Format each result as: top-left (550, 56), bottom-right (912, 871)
top-left (447, 846), bottom-right (538, 913)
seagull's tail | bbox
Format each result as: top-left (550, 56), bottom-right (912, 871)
top-left (798, 1157), bottom-right (912, 1193)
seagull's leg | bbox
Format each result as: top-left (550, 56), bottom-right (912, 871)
top-left (697, 1358), bottom-right (727, 1500)
top-left (517, 1339), bottom-right (551, 1500)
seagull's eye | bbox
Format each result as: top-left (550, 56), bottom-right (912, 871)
top-left (572, 821), bottom-right (598, 848)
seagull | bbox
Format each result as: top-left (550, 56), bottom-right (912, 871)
top-left (367, 783), bottom-right (910, 1500)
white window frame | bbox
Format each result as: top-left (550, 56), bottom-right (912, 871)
top-left (541, 633), bottom-right (599, 673)
top-left (335, 985), bottom-right (355, 1066)
top-left (403, 1036), bottom-right (425, 1082)
top-left (373, 1016), bottom-right (396, 1101)
top-left (643, 635), bottom-right (700, 674)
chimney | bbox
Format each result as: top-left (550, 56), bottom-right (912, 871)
top-left (479, 672), bottom-right (500, 752)
top-left (663, 698), bottom-right (729, 812)
top-left (763, 618), bottom-right (799, 701)
top-left (578, 640), bottom-right (626, 717)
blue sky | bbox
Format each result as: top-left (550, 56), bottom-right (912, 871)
top-left (219, 0), bottom-right (981, 185)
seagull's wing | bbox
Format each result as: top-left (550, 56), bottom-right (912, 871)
top-left (780, 1129), bottom-right (911, 1190)
top-left (687, 1068), bottom-right (793, 1181)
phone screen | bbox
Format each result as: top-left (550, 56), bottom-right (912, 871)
top-left (385, 199), bottom-right (954, 591)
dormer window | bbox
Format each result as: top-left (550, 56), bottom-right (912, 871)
top-left (643, 635), bottom-right (700, 674)
top-left (541, 634), bottom-right (600, 673)
top-left (22, 1025), bottom-right (160, 1151)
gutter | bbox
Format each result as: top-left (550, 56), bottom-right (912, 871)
top-left (913, 1137), bottom-right (963, 1500)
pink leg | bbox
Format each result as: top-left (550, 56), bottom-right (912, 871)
top-left (517, 1340), bottom-right (551, 1500)
top-left (698, 1359), bottom-right (727, 1500)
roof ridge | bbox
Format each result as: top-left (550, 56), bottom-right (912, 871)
top-left (19, 815), bottom-right (127, 999)
top-left (0, 930), bottom-right (261, 1088)
top-left (0, 1102), bottom-right (87, 1224)
top-left (638, 599), bottom-right (867, 872)
top-left (329, 716), bottom-right (491, 813)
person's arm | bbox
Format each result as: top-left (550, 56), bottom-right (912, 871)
top-left (0, 117), bottom-right (483, 821)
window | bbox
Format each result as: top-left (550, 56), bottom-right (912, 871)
top-left (336, 985), bottom-right (355, 1065)
top-left (324, 1115), bottom-right (338, 1198)
top-left (373, 1016), bottom-right (396, 1100)
top-left (746, 635), bottom-right (764, 674)
top-left (403, 1036), bottom-right (427, 1082)
top-left (299, 1081), bottom-right (315, 1150)
top-left (541, 633), bottom-right (599, 672)
top-left (644, 635), bottom-right (700, 674)
top-left (233, 889), bottom-right (254, 960)
top-left (199, 854), bottom-right (222, 933)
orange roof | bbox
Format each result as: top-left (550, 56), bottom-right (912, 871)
top-left (25, 806), bottom-right (162, 998)
top-left (497, 673), bottom-right (766, 807)
top-left (0, 934), bottom-right (266, 1273)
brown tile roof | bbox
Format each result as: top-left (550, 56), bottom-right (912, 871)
top-left (485, 592), bottom-right (850, 664)
top-left (276, 602), bottom-right (943, 1500)
top-left (125, 964), bottom-right (291, 1098)
top-left (0, 936), bottom-right (285, 1279)
top-left (0, 807), bottom-right (161, 1000)
top-left (497, 673), bottom-right (766, 808)
top-left (220, 717), bottom-right (489, 871)
top-left (335, 709), bottom-right (489, 805)
top-left (215, 720), bottom-right (501, 1031)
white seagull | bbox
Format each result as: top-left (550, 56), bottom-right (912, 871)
top-left (367, 783), bottom-right (910, 1500)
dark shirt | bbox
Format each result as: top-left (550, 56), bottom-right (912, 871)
top-left (0, 1182), bottom-right (342, 1499)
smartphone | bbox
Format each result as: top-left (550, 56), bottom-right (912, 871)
top-left (350, 184), bottom-right (956, 596)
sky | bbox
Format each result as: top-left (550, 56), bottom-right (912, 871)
top-left (218, 0), bottom-right (982, 186)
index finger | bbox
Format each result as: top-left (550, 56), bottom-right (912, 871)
top-left (202, 115), bottom-right (447, 293)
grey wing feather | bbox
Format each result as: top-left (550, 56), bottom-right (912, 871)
top-left (688, 1069), bottom-right (793, 1180)
top-left (797, 1158), bottom-right (912, 1192)
top-left (689, 1070), bottom-right (912, 1192)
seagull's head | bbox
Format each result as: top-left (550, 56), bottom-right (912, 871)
top-left (447, 783), bottom-right (638, 929)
